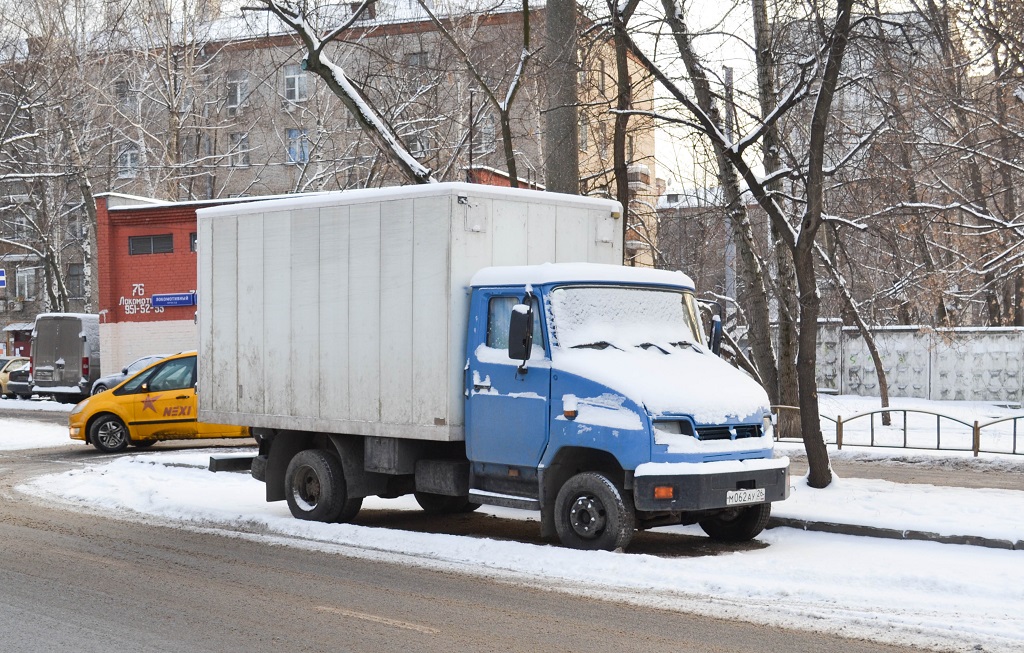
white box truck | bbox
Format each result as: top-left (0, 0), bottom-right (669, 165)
top-left (198, 183), bottom-right (788, 551)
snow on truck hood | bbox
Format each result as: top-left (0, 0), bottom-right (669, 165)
top-left (553, 345), bottom-right (770, 425)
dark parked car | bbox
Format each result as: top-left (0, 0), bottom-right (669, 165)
top-left (91, 354), bottom-right (167, 395)
top-left (6, 365), bottom-right (32, 400)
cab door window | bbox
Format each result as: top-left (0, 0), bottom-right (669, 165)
top-left (486, 296), bottom-right (545, 353)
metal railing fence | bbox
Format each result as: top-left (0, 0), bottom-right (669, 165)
top-left (771, 405), bottom-right (1023, 457)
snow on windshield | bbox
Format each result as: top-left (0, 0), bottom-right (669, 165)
top-left (547, 286), bottom-right (702, 350)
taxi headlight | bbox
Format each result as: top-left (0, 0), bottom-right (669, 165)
top-left (70, 400), bottom-right (87, 416)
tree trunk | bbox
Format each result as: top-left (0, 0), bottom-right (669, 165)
top-left (542, 0), bottom-right (580, 194)
top-left (611, 1), bottom-right (637, 235)
top-left (798, 0), bottom-right (855, 488)
top-left (794, 245), bottom-right (831, 487)
top-left (751, 0), bottom-right (799, 423)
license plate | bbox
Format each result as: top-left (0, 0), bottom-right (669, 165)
top-left (726, 488), bottom-right (765, 506)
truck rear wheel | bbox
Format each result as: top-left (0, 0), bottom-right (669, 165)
top-left (285, 449), bottom-right (361, 523)
top-left (554, 472), bottom-right (635, 551)
top-left (699, 503), bottom-right (771, 542)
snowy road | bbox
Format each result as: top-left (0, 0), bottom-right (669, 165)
top-left (1, 406), bottom-right (1023, 652)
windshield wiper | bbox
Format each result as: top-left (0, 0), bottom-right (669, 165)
top-left (571, 341), bottom-right (620, 351)
top-left (668, 341), bottom-right (694, 350)
top-left (638, 342), bottom-right (670, 354)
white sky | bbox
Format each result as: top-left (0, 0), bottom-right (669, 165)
top-left (2, 397), bottom-right (1023, 652)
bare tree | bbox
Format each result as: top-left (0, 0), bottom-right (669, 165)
top-left (246, 0), bottom-right (436, 184)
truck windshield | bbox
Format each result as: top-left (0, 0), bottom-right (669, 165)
top-left (547, 285), bottom-right (705, 352)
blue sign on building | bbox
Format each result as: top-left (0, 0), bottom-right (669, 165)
top-left (151, 292), bottom-right (196, 307)
top-left (0, 269), bottom-right (5, 289)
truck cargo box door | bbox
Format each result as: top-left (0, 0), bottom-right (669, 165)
top-left (465, 292), bottom-right (551, 468)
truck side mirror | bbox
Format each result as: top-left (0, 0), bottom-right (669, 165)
top-left (709, 314), bottom-right (723, 357)
top-left (508, 303), bottom-right (534, 368)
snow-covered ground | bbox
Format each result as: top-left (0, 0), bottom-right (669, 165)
top-left (2, 397), bottom-right (1023, 652)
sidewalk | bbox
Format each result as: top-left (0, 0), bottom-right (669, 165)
top-left (770, 445), bottom-right (1024, 550)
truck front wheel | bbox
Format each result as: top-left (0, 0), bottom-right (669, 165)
top-left (699, 503), bottom-right (771, 542)
top-left (554, 472), bottom-right (635, 551)
top-left (285, 449), bottom-right (362, 523)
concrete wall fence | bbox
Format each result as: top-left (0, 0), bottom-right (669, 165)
top-left (815, 322), bottom-right (1024, 404)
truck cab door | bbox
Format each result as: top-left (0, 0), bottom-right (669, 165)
top-left (465, 290), bottom-right (551, 468)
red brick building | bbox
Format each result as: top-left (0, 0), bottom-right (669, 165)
top-left (97, 192), bottom-right (314, 374)
top-left (96, 193), bottom-right (206, 374)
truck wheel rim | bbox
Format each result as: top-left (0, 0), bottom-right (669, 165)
top-left (568, 495), bottom-right (606, 539)
top-left (293, 466), bottom-right (321, 511)
top-left (97, 422), bottom-right (126, 448)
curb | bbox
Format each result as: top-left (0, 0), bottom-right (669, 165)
top-left (767, 517), bottom-right (1023, 551)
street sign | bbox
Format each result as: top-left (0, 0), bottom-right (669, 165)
top-left (0, 268), bottom-right (5, 288)
top-left (151, 292), bottom-right (196, 307)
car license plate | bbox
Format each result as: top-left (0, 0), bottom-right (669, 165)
top-left (726, 488), bottom-right (765, 506)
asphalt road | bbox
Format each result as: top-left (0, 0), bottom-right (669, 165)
top-left (0, 434), bottom-right (929, 652)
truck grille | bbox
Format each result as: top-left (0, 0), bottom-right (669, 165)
top-left (696, 425), bottom-right (762, 441)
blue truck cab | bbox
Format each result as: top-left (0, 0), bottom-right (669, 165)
top-left (463, 263), bottom-right (789, 550)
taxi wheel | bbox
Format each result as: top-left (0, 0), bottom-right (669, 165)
top-left (90, 415), bottom-right (130, 453)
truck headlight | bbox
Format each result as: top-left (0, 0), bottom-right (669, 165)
top-left (762, 414), bottom-right (774, 439)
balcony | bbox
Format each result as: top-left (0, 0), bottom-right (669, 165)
top-left (627, 164), bottom-right (650, 191)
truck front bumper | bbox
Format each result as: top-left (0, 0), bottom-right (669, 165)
top-left (632, 457), bottom-right (790, 512)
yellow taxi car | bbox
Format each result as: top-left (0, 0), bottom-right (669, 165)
top-left (69, 351), bottom-right (250, 453)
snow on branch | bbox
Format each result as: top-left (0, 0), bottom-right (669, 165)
top-left (244, 0), bottom-right (435, 184)
top-left (822, 115), bottom-right (888, 176)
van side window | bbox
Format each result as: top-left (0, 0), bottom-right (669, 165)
top-left (486, 296), bottom-right (544, 352)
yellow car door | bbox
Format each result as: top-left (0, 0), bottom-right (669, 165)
top-left (128, 356), bottom-right (199, 440)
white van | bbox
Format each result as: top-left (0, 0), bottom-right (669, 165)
top-left (30, 314), bottom-right (101, 403)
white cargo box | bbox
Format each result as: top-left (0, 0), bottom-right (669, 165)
top-left (197, 182), bottom-right (622, 441)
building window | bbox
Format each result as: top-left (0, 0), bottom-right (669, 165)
top-left (579, 118), bottom-right (589, 151)
top-left (350, 1), bottom-right (376, 20)
top-left (15, 267), bottom-right (39, 300)
top-left (228, 132), bottom-right (250, 167)
top-left (284, 64), bottom-right (308, 103)
top-left (226, 71), bottom-right (248, 114)
top-left (11, 215), bottom-right (28, 240)
top-left (117, 143), bottom-right (140, 178)
top-left (129, 234), bottom-right (173, 255)
top-left (114, 79), bottom-right (136, 112)
top-left (67, 263), bottom-right (85, 298)
top-left (472, 113), bottom-right (496, 155)
top-left (190, 232), bottom-right (198, 252)
top-left (286, 128), bottom-right (310, 163)
top-left (406, 51), bottom-right (426, 67)
top-left (407, 134), bottom-right (426, 159)
top-left (598, 58), bottom-right (607, 94)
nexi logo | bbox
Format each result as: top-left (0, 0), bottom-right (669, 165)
top-left (164, 405), bottom-right (193, 417)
